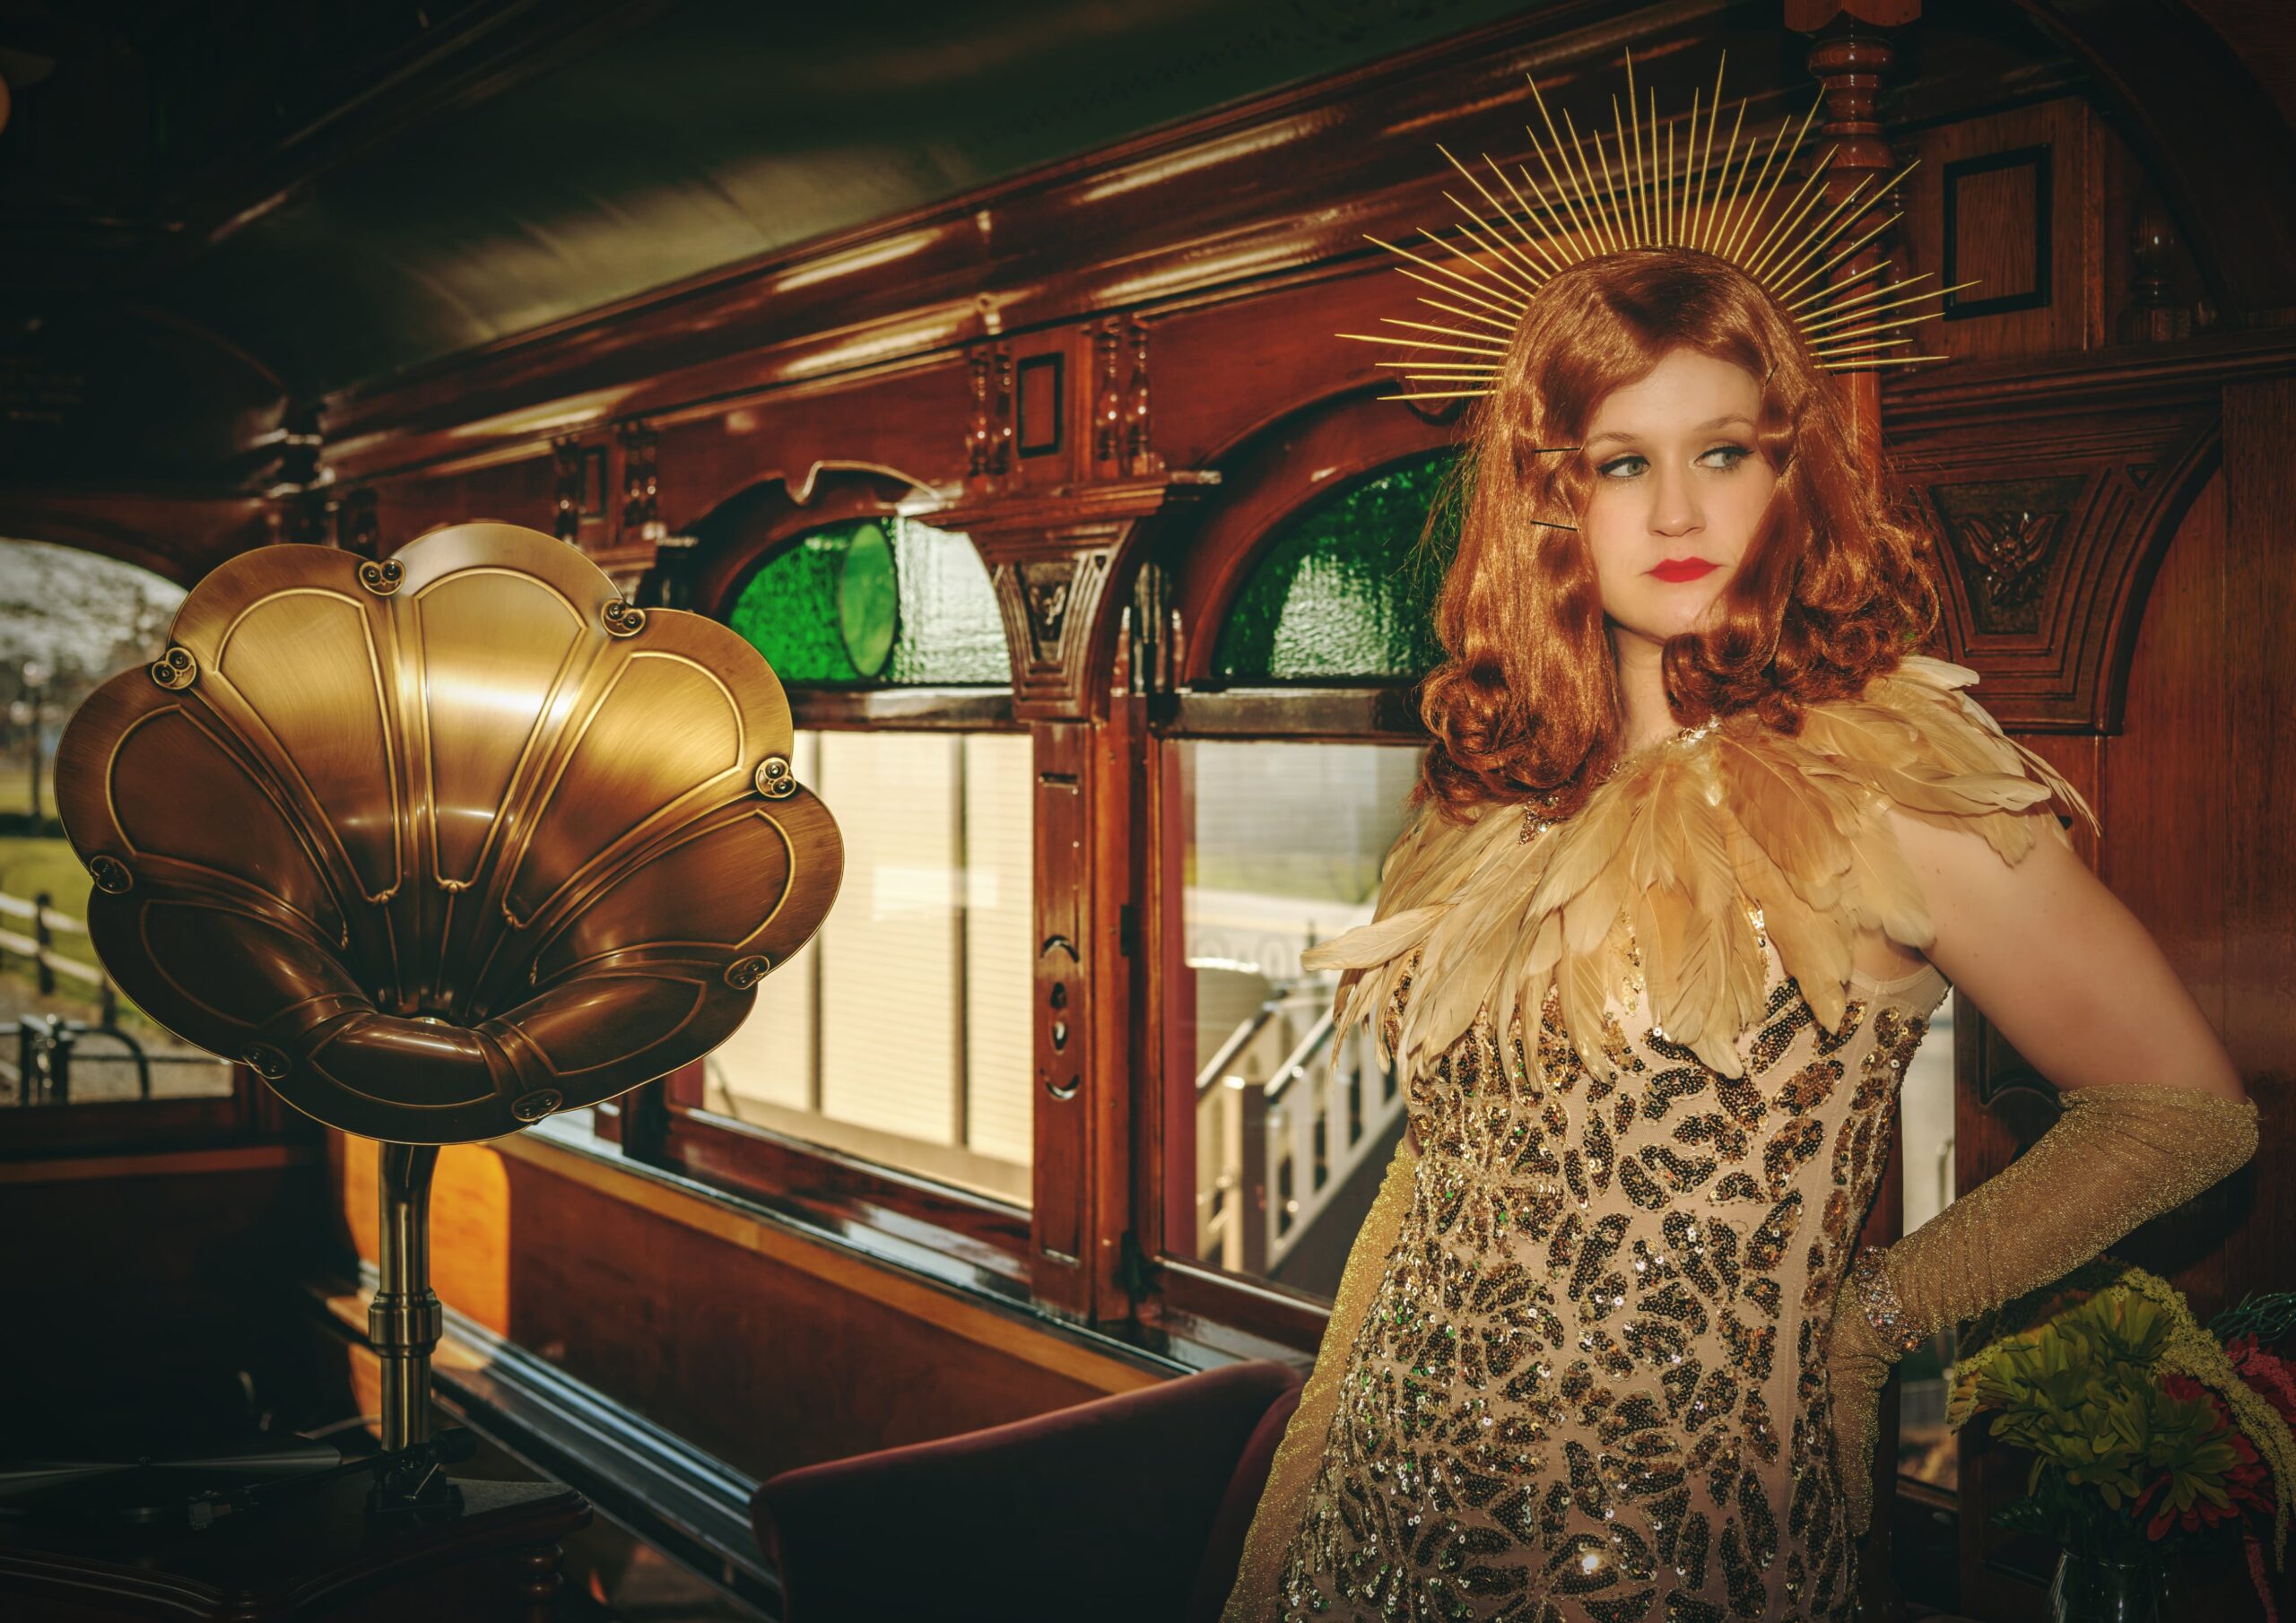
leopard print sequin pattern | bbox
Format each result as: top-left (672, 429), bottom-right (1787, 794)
top-left (1268, 954), bottom-right (1945, 1621)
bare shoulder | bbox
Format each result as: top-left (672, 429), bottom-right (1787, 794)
top-left (1874, 803), bottom-right (2241, 1098)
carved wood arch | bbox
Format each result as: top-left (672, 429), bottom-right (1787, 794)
top-left (683, 468), bottom-right (934, 623)
top-left (1882, 361), bottom-right (2227, 732)
top-left (1167, 388), bottom-right (1459, 689)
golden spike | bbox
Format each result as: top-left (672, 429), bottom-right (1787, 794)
top-left (1687, 56), bottom-right (1725, 250)
top-left (1378, 388), bottom-right (1497, 400)
top-left (1484, 154), bottom-right (1574, 278)
top-left (1359, 240), bottom-right (1524, 314)
top-left (1719, 89), bottom-right (1824, 264)
top-left (1739, 149), bottom-right (1841, 283)
top-left (1803, 280), bottom-right (1973, 337)
top-left (1378, 317), bottom-right (1521, 345)
top-left (1696, 94), bottom-right (1749, 254)
top-left (1790, 251), bottom-right (1890, 310)
top-left (1702, 94), bottom-right (1762, 256)
top-left (1813, 326), bottom-right (1918, 351)
top-left (1384, 259), bottom-right (1527, 323)
top-left (1527, 518), bottom-right (1578, 531)
top-left (1340, 333), bottom-right (1508, 356)
top-left (1525, 74), bottom-right (1601, 254)
top-left (1811, 335), bottom-right (1915, 359)
top-left (1779, 214), bottom-right (1904, 308)
top-left (1675, 85), bottom-right (1700, 248)
top-left (1508, 153), bottom-right (1592, 269)
top-left (1585, 120), bottom-right (1632, 260)
top-left (1438, 146), bottom-right (1552, 288)
top-left (1661, 87), bottom-right (1676, 247)
top-left (1613, 94), bottom-right (1641, 247)
top-left (1413, 227), bottom-right (1532, 304)
top-left (1746, 165), bottom-right (1872, 286)
top-left (1812, 317), bottom-right (1934, 348)
top-left (1412, 293), bottom-right (1518, 333)
top-left (1793, 272), bottom-right (1934, 329)
top-left (1622, 49), bottom-right (1647, 246)
top-left (1543, 86), bottom-right (1616, 253)
top-left (1764, 164), bottom-right (1916, 290)
top-left (1438, 202), bottom-right (1544, 299)
top-left (1818, 353), bottom-right (1944, 370)
top-left (1559, 105), bottom-right (1624, 256)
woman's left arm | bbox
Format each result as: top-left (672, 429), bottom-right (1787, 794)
top-left (1885, 804), bottom-right (2243, 1103)
top-left (1823, 804), bottom-right (2259, 1533)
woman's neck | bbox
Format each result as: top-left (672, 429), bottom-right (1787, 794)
top-left (1608, 622), bottom-right (1682, 754)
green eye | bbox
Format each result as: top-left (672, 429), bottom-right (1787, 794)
top-left (1598, 455), bottom-right (1648, 479)
top-left (1699, 444), bottom-right (1751, 470)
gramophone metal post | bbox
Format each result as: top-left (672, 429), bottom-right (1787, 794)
top-left (370, 1141), bottom-right (443, 1460)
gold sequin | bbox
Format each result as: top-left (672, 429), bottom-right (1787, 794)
top-left (1260, 956), bottom-right (1951, 1621)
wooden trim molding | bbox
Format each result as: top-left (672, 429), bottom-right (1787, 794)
top-left (502, 1117), bottom-right (1169, 1396)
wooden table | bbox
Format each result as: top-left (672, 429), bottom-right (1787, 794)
top-left (0, 1474), bottom-right (590, 1620)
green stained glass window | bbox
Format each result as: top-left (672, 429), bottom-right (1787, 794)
top-left (727, 516), bottom-right (1008, 685)
top-left (1211, 450), bottom-right (1465, 682)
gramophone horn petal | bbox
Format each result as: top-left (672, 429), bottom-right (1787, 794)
top-left (55, 522), bottom-right (844, 1144)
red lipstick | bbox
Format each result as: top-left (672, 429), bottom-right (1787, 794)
top-left (1649, 557), bottom-right (1718, 583)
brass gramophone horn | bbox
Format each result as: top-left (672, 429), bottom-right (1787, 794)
top-left (54, 523), bottom-right (841, 1486)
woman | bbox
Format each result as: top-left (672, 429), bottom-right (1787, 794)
top-left (1217, 246), bottom-right (2257, 1622)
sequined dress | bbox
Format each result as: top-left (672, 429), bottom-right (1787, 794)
top-left (1219, 657), bottom-right (2089, 1623)
top-left (1265, 941), bottom-right (1944, 1622)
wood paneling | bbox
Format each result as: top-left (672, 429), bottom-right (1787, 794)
top-left (1900, 98), bottom-right (2108, 359)
top-left (329, 1128), bottom-right (1160, 1486)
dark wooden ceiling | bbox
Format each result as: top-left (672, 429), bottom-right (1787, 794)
top-left (0, 0), bottom-right (1562, 402)
top-left (3, 0), bottom-right (2292, 509)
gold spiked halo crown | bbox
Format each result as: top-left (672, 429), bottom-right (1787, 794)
top-left (1346, 53), bottom-right (1964, 403)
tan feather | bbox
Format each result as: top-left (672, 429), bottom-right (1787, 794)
top-left (1302, 904), bottom-right (1446, 971)
top-left (1292, 655), bottom-right (2074, 1095)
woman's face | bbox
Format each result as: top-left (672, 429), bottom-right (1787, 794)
top-left (1577, 345), bottom-right (1778, 652)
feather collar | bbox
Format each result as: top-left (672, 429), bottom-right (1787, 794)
top-left (1302, 656), bottom-right (2095, 1080)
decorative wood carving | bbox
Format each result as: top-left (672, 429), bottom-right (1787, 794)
top-left (1802, 22), bottom-right (1906, 460)
top-left (931, 473), bottom-right (1214, 718)
top-left (1123, 320), bottom-right (1160, 479)
top-left (2118, 197), bottom-right (2196, 343)
top-left (965, 343), bottom-right (1014, 481)
top-left (1093, 320), bottom-right (1123, 465)
top-left (552, 436), bottom-right (586, 542)
top-left (1927, 475), bottom-right (2084, 635)
top-left (335, 485), bottom-right (379, 558)
top-left (1889, 383), bottom-right (2221, 729)
top-left (616, 421), bottom-right (661, 546)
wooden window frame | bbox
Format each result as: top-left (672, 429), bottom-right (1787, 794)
top-left (621, 486), bottom-right (1045, 1284)
top-left (1134, 687), bottom-right (1427, 1354)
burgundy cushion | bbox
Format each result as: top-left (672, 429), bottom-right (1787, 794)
top-left (755, 1358), bottom-right (1302, 1623)
top-left (1187, 1379), bottom-right (1304, 1622)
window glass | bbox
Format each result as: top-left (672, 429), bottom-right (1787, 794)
top-left (700, 728), bottom-right (1034, 1203)
top-left (1210, 450), bottom-right (1463, 681)
top-left (1170, 739), bottom-right (1423, 1298)
top-left (1895, 990), bottom-right (1961, 1488)
top-left (727, 517), bottom-right (1006, 684)
top-left (0, 538), bottom-right (235, 1107)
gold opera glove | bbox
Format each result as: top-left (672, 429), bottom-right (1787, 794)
top-left (1825, 1081), bottom-right (2259, 1536)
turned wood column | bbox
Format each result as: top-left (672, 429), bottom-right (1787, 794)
top-left (1790, 3), bottom-right (1918, 1609)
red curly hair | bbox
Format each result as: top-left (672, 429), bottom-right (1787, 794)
top-left (1413, 247), bottom-right (1941, 821)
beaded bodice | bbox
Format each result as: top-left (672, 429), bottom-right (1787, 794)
top-left (1265, 942), bottom-right (1945, 1622)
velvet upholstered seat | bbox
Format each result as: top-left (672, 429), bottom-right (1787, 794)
top-left (753, 1358), bottom-right (1304, 1622)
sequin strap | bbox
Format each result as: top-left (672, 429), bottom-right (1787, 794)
top-left (1881, 1083), bottom-right (2258, 1346)
top-left (1218, 1130), bottom-right (1421, 1623)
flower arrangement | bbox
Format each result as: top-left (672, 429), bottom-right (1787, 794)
top-left (1949, 1258), bottom-right (2296, 1618)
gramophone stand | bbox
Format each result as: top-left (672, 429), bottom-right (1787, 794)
top-left (369, 1141), bottom-right (457, 1511)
